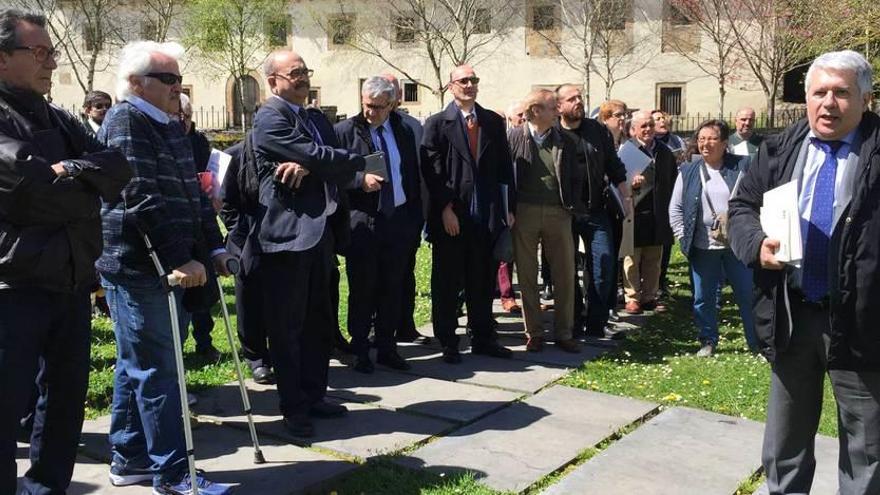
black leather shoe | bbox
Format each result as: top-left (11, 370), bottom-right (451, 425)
top-left (252, 366), bottom-right (276, 385)
top-left (471, 342), bottom-right (513, 358)
top-left (309, 401), bottom-right (348, 418)
top-left (442, 347), bottom-right (462, 364)
top-left (353, 355), bottom-right (375, 374)
top-left (283, 415), bottom-right (315, 437)
top-left (377, 351), bottom-right (411, 370)
top-left (195, 343), bottom-right (221, 362)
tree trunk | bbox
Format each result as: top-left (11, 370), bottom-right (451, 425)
top-left (583, 70), bottom-right (591, 113)
top-left (718, 79), bottom-right (726, 117)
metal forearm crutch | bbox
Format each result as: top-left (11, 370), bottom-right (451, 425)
top-left (143, 234), bottom-right (200, 495)
top-left (214, 260), bottom-right (265, 464)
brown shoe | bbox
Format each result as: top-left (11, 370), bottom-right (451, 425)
top-left (539, 303), bottom-right (553, 311)
top-left (502, 299), bottom-right (522, 314)
top-left (555, 339), bottom-right (581, 353)
top-left (624, 301), bottom-right (642, 315)
top-left (526, 336), bottom-right (544, 352)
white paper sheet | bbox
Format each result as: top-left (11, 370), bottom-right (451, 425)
top-left (618, 140), bottom-right (653, 182)
top-left (760, 179), bottom-right (802, 264)
top-left (206, 148), bottom-right (233, 199)
top-left (730, 140), bottom-right (750, 157)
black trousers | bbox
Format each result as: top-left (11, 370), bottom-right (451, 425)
top-left (346, 209), bottom-right (419, 357)
top-left (763, 298), bottom-right (880, 494)
top-left (430, 219), bottom-right (496, 349)
top-left (397, 241), bottom-right (420, 338)
top-left (190, 309), bottom-right (214, 350)
top-left (235, 254), bottom-right (270, 369)
top-left (261, 233), bottom-right (334, 418)
top-left (1, 288), bottom-right (91, 494)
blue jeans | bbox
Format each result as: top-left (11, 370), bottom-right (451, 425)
top-left (573, 211), bottom-right (616, 332)
top-left (101, 273), bottom-right (190, 487)
top-left (689, 248), bottom-right (757, 348)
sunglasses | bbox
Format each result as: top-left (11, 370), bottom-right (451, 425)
top-left (276, 68), bottom-right (314, 79)
top-left (14, 45), bottom-right (60, 63)
top-left (145, 72), bottom-right (183, 85)
top-left (453, 76), bottom-right (480, 86)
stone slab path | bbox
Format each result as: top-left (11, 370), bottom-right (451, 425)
top-left (16, 303), bottom-right (841, 494)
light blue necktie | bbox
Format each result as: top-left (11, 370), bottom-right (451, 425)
top-left (801, 138), bottom-right (843, 301)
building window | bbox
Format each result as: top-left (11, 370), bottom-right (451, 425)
top-left (329, 14), bottom-right (355, 46)
top-left (266, 16), bottom-right (290, 47)
top-left (83, 25), bottom-right (103, 51)
top-left (657, 85), bottom-right (684, 116)
top-left (531, 5), bottom-right (555, 31)
top-left (394, 16), bottom-right (416, 43)
top-left (605, 0), bottom-right (631, 30)
top-left (403, 81), bottom-right (419, 103)
top-left (308, 88), bottom-right (320, 107)
top-left (473, 8), bottom-right (491, 34)
top-left (667, 3), bottom-right (692, 26)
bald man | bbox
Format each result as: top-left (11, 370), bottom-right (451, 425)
top-left (421, 64), bottom-right (515, 363)
top-left (728, 107), bottom-right (764, 159)
top-left (251, 49), bottom-right (365, 437)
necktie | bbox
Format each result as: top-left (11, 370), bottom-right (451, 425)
top-left (375, 126), bottom-right (396, 218)
top-left (299, 108), bottom-right (324, 145)
top-left (801, 138), bottom-right (844, 301)
top-left (465, 114), bottom-right (481, 223)
top-left (465, 114), bottom-right (479, 160)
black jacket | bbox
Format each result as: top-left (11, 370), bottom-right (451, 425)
top-left (728, 113), bottom-right (880, 370)
top-left (630, 139), bottom-right (677, 247)
top-left (555, 118), bottom-right (627, 213)
top-left (508, 124), bottom-right (584, 214)
top-left (333, 111), bottom-right (423, 226)
top-left (0, 89), bottom-right (130, 292)
top-left (420, 102), bottom-right (514, 241)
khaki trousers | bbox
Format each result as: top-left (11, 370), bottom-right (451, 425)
top-left (623, 245), bottom-right (663, 303)
top-left (512, 203), bottom-right (574, 340)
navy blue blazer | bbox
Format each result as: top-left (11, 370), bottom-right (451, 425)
top-left (334, 112), bottom-right (423, 224)
top-left (251, 96), bottom-right (364, 253)
top-left (420, 102), bottom-right (514, 241)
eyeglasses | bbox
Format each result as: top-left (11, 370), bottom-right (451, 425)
top-left (453, 76), bottom-right (480, 86)
top-left (611, 111), bottom-right (627, 118)
top-left (14, 45), bottom-right (60, 63)
top-left (90, 102), bottom-right (111, 110)
top-left (275, 68), bottom-right (313, 79)
top-left (145, 72), bottom-right (183, 85)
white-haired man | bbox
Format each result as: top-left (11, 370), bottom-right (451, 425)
top-left (98, 40), bottom-right (233, 494)
top-left (729, 50), bottom-right (880, 494)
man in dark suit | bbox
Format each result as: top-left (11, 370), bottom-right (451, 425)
top-left (421, 64), bottom-right (515, 363)
top-left (334, 76), bottom-right (423, 373)
top-left (729, 50), bottom-right (880, 494)
top-left (251, 50), bottom-right (364, 437)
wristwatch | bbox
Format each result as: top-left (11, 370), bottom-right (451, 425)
top-left (61, 160), bottom-right (82, 178)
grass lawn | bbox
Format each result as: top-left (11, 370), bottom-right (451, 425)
top-left (84, 244), bottom-right (838, 493)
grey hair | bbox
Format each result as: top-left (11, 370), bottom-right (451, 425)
top-left (0, 9), bottom-right (46, 54)
top-left (805, 50), bottom-right (873, 97)
top-left (361, 76), bottom-right (396, 101)
top-left (116, 40), bottom-right (185, 101)
top-left (630, 109), bottom-right (655, 125)
top-left (179, 92), bottom-right (191, 113)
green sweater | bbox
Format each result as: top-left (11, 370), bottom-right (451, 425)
top-left (518, 136), bottom-right (561, 205)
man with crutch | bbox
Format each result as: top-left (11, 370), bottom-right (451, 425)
top-left (98, 40), bottom-right (234, 494)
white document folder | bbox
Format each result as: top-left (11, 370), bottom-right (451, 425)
top-left (760, 179), bottom-right (802, 265)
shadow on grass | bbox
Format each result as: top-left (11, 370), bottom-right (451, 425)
top-left (327, 458), bottom-right (501, 495)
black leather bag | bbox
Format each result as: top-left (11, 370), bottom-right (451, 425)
top-left (493, 227), bottom-right (514, 263)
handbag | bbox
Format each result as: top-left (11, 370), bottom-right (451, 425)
top-left (698, 163), bottom-right (742, 246)
top-left (493, 227), bottom-right (514, 263)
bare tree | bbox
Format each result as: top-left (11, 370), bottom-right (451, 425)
top-left (313, 0), bottom-right (518, 107)
top-left (135, 0), bottom-right (187, 42)
top-left (16, 0), bottom-right (124, 96)
top-left (184, 0), bottom-right (289, 130)
top-left (725, 0), bottom-right (852, 125)
top-left (663, 0), bottom-right (741, 115)
top-left (589, 0), bottom-right (652, 100)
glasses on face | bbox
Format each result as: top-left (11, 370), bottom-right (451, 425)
top-left (145, 72), bottom-right (183, 85)
top-left (277, 68), bottom-right (314, 79)
top-left (612, 111), bottom-right (627, 119)
top-left (453, 76), bottom-right (480, 86)
top-left (14, 45), bottom-right (60, 63)
top-left (91, 102), bottom-right (111, 110)
top-left (697, 137), bottom-right (721, 144)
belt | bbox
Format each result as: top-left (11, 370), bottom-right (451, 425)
top-left (789, 288), bottom-right (830, 311)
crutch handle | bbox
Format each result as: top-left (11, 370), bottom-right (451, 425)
top-left (224, 257), bottom-right (240, 276)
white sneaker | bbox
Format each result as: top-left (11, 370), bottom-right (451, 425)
top-left (696, 342), bottom-right (715, 358)
top-left (153, 471), bottom-right (233, 495)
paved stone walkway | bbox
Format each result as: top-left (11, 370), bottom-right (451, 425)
top-left (16, 305), bottom-right (840, 494)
